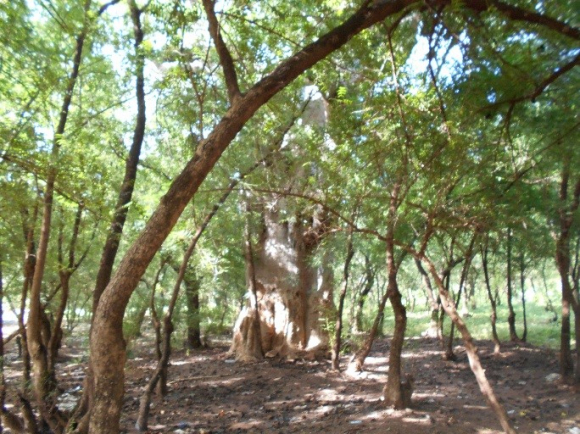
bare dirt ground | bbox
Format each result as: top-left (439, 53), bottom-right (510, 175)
top-left (4, 334), bottom-right (580, 433)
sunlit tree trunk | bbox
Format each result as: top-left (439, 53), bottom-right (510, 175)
top-left (231, 206), bottom-right (331, 360)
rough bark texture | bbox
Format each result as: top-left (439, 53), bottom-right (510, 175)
top-left (231, 208), bottom-right (331, 360)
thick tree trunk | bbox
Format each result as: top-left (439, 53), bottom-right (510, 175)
top-left (231, 208), bottom-right (330, 360)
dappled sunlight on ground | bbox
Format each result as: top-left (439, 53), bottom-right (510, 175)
top-left (2, 333), bottom-right (579, 433)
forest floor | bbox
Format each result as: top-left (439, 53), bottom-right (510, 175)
top-left (3, 329), bottom-right (580, 434)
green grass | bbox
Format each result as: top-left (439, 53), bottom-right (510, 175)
top-left (380, 302), bottom-right (569, 349)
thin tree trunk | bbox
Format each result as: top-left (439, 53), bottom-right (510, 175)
top-left (383, 226), bottom-right (407, 406)
top-left (519, 252), bottom-right (527, 343)
top-left (416, 258), bottom-right (441, 339)
top-left (0, 260), bottom-right (4, 434)
top-left (445, 288), bottom-right (461, 361)
top-left (446, 234), bottom-right (476, 360)
top-left (48, 204), bottom-right (85, 379)
top-left (332, 228), bottom-right (354, 370)
top-left (184, 274), bottom-right (202, 349)
top-left (353, 254), bottom-right (374, 334)
top-left (350, 286), bottom-right (390, 372)
top-left (482, 243), bottom-right (501, 354)
top-left (19, 207), bottom-right (37, 386)
top-left (27, 4), bottom-right (91, 429)
top-left (420, 254), bottom-right (516, 434)
top-left (148, 262), bottom-right (167, 362)
top-left (506, 227), bottom-right (519, 341)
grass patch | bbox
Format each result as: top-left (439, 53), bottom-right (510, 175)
top-left (379, 302), bottom-right (569, 349)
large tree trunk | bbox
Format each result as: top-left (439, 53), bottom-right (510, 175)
top-left (231, 207), bottom-right (331, 360)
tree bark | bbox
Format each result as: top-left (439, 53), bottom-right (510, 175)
top-left (519, 252), bottom-right (528, 343)
top-left (555, 162), bottom-right (580, 382)
top-left (506, 227), bottom-right (519, 341)
top-left (420, 255), bottom-right (516, 434)
top-left (482, 243), bottom-right (501, 354)
top-left (416, 258), bottom-right (441, 339)
top-left (332, 228), bottom-right (354, 370)
top-left (27, 3), bottom-right (91, 430)
top-left (183, 272), bottom-right (202, 350)
top-left (352, 254), bottom-right (375, 334)
top-left (383, 238), bottom-right (407, 407)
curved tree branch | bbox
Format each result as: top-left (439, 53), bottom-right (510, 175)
top-left (203, 0), bottom-right (242, 103)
